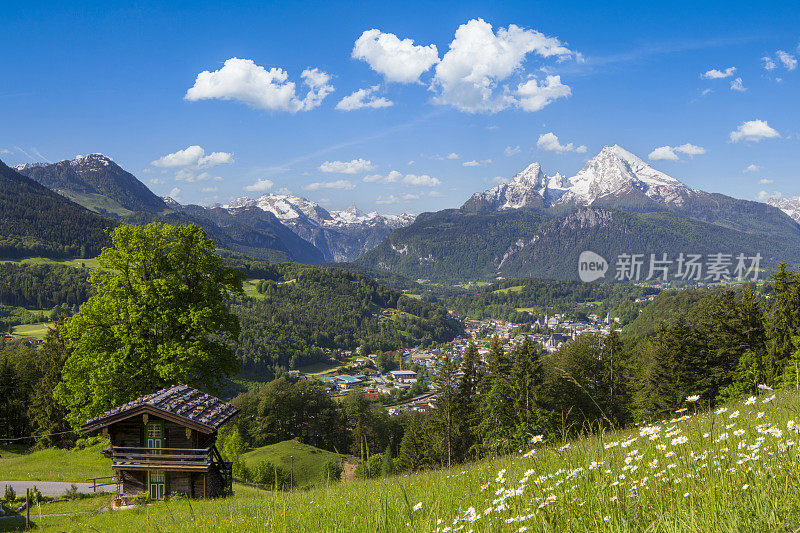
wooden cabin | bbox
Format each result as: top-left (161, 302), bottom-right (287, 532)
top-left (81, 385), bottom-right (239, 500)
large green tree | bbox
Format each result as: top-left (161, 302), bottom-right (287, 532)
top-left (55, 223), bottom-right (243, 427)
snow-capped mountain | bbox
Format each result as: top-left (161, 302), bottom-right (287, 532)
top-left (464, 145), bottom-right (698, 211)
top-left (15, 154), bottom-right (167, 214)
top-left (221, 193), bottom-right (415, 262)
top-left (767, 196), bottom-right (800, 224)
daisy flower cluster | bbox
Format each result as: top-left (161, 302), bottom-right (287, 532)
top-left (433, 390), bottom-right (799, 532)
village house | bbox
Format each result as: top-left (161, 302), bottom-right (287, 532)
top-left (390, 369), bottom-right (418, 384)
top-left (81, 385), bottom-right (238, 500)
top-left (330, 374), bottom-right (365, 391)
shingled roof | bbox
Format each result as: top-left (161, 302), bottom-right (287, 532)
top-left (81, 385), bottom-right (239, 433)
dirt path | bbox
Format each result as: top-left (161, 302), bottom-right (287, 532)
top-left (0, 481), bottom-right (101, 496)
top-left (340, 461), bottom-right (358, 483)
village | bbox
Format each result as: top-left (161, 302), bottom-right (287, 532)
top-left (301, 309), bottom-right (626, 416)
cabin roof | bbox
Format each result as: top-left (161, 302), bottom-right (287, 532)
top-left (81, 385), bottom-right (239, 434)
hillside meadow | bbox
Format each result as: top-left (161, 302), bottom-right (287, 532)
top-left (8, 388), bottom-right (799, 532)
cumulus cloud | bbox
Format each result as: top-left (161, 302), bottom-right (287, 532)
top-left (363, 170), bottom-right (402, 183)
top-left (762, 56), bottom-right (777, 71)
top-left (777, 50), bottom-right (797, 70)
top-left (402, 193), bottom-right (420, 200)
top-left (516, 75), bottom-right (572, 112)
top-left (462, 159), bottom-right (492, 167)
top-left (336, 86), bottom-right (394, 110)
top-left (376, 195), bottom-right (399, 205)
top-left (757, 190), bottom-right (782, 202)
top-left (648, 146), bottom-right (680, 161)
top-left (431, 18), bottom-right (579, 113)
top-left (402, 174), bottom-right (441, 187)
top-left (319, 158), bottom-right (375, 174)
top-left (730, 77), bottom-right (746, 92)
top-left (536, 132), bottom-right (587, 154)
top-left (149, 178), bottom-right (165, 185)
top-left (244, 178), bottom-right (274, 192)
top-left (304, 180), bottom-right (356, 191)
top-left (168, 187), bottom-right (182, 200)
top-left (151, 145), bottom-right (234, 169)
top-left (352, 29), bottom-right (439, 83)
top-left (742, 164), bottom-right (760, 173)
top-left (201, 186), bottom-right (218, 193)
top-left (759, 178), bottom-right (774, 185)
top-left (185, 58), bottom-right (333, 112)
top-left (175, 169), bottom-right (222, 182)
top-left (648, 143), bottom-right (706, 161)
top-left (729, 120), bottom-right (781, 143)
top-left (701, 67), bottom-right (736, 79)
top-left (504, 145), bottom-right (521, 156)
top-left (490, 176), bottom-right (507, 184)
top-left (446, 153), bottom-right (460, 160)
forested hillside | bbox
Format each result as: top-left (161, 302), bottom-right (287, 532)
top-left (232, 263), bottom-right (462, 378)
top-left (444, 278), bottom-right (656, 322)
top-left (0, 160), bottom-right (112, 259)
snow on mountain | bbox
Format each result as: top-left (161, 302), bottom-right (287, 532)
top-left (767, 196), bottom-right (800, 224)
top-left (465, 145), bottom-right (698, 211)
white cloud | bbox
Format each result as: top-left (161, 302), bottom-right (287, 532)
top-left (0, 149), bottom-right (11, 155)
top-left (446, 152), bottom-right (460, 160)
top-left (701, 67), bottom-right (736, 79)
top-left (504, 145), bottom-right (521, 156)
top-left (742, 164), bottom-right (760, 173)
top-left (648, 143), bottom-right (706, 161)
top-left (244, 178), bottom-right (274, 192)
top-left (701, 88), bottom-right (713, 96)
top-left (462, 159), bottom-right (492, 167)
top-left (151, 145), bottom-right (205, 168)
top-left (490, 176), bottom-right (507, 184)
top-left (402, 174), bottom-right (441, 187)
top-left (536, 132), bottom-right (587, 154)
top-left (336, 85), bottom-right (394, 110)
top-left (516, 75), bottom-right (572, 112)
top-left (407, 160), bottom-right (415, 165)
top-left (376, 195), bottom-right (399, 205)
top-left (777, 50), bottom-right (797, 70)
top-left (762, 56), bottom-right (777, 71)
top-left (363, 170), bottom-right (402, 183)
top-left (352, 29), bottom-right (439, 83)
top-left (175, 169), bottom-right (221, 182)
top-left (431, 18), bottom-right (578, 113)
top-left (729, 120), bottom-right (781, 142)
top-left (185, 58), bottom-right (333, 112)
top-left (304, 180), bottom-right (356, 191)
top-left (674, 143), bottom-right (706, 156)
top-left (151, 145), bottom-right (233, 169)
top-left (429, 190), bottom-right (445, 197)
top-left (402, 193), bottom-right (420, 200)
top-left (648, 146), bottom-right (680, 161)
top-left (149, 178), bottom-right (165, 185)
top-left (168, 187), bottom-right (182, 200)
top-left (319, 158), bottom-right (375, 174)
top-left (730, 77), bottom-right (746, 92)
top-left (201, 186), bottom-right (218, 193)
top-left (758, 178), bottom-right (774, 185)
top-left (757, 190), bottom-right (782, 202)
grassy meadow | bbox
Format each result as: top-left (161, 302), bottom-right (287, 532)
top-left (8, 388), bottom-right (799, 532)
top-left (0, 440), bottom-right (111, 482)
top-left (240, 440), bottom-right (355, 488)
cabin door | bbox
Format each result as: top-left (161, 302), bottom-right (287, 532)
top-left (146, 422), bottom-right (164, 455)
top-left (148, 471), bottom-right (166, 500)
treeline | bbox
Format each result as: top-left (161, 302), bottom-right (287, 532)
top-left (0, 263), bottom-right (93, 309)
top-left (444, 278), bottom-right (655, 323)
top-left (231, 263), bottom-right (462, 378)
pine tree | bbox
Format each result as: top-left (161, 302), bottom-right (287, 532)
top-left (477, 337), bottom-right (515, 455)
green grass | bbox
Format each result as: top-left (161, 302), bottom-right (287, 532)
top-left (242, 279), bottom-right (266, 299)
top-left (493, 285), bottom-right (524, 294)
top-left (13, 390), bottom-right (800, 532)
top-left (10, 322), bottom-right (51, 340)
top-left (59, 191), bottom-right (135, 217)
top-left (240, 440), bottom-right (354, 489)
top-left (0, 257), bottom-right (100, 269)
top-left (0, 440), bottom-right (112, 482)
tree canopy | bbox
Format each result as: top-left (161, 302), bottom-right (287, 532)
top-left (54, 223), bottom-right (243, 427)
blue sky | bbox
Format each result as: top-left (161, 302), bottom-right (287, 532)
top-left (2, 0), bottom-right (798, 213)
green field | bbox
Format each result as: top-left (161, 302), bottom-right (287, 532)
top-left (12, 389), bottom-right (800, 532)
top-left (493, 285), bottom-right (524, 294)
top-left (242, 279), bottom-right (267, 299)
top-left (240, 440), bottom-right (355, 488)
top-left (0, 257), bottom-right (100, 269)
top-left (11, 322), bottom-right (52, 339)
top-left (0, 440), bottom-right (112, 482)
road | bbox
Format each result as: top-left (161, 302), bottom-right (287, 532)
top-left (0, 481), bottom-right (106, 497)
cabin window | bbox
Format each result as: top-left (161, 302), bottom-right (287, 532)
top-left (148, 471), bottom-right (166, 500)
top-left (146, 422), bottom-right (164, 455)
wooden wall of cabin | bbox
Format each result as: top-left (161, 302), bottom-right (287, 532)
top-left (168, 472), bottom-right (193, 497)
top-left (110, 420), bottom-right (142, 447)
top-left (120, 470), bottom-right (146, 495)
